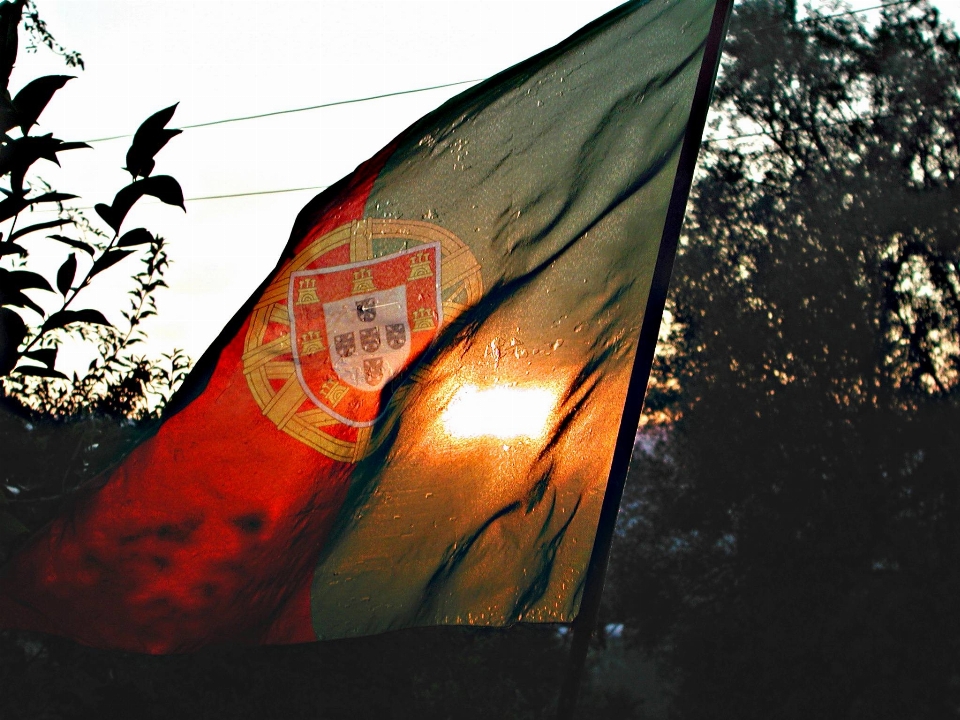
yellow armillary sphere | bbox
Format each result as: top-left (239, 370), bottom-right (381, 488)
top-left (243, 219), bottom-right (483, 462)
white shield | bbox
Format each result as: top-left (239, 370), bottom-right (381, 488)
top-left (323, 285), bottom-right (410, 391)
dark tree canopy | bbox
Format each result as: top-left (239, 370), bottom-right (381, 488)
top-left (0, 0), bottom-right (191, 547)
top-left (611, 1), bottom-right (960, 718)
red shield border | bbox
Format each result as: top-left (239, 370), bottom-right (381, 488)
top-left (287, 243), bottom-right (442, 427)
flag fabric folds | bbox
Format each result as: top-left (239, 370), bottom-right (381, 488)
top-left (0, 0), bottom-right (722, 652)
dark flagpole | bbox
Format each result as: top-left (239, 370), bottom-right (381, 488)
top-left (554, 0), bottom-right (734, 716)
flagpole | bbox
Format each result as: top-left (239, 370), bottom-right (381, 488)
top-left (553, 1), bottom-right (733, 716)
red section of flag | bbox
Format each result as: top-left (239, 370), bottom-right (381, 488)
top-left (0, 149), bottom-right (392, 653)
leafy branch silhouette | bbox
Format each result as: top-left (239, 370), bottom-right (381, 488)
top-left (0, 0), bottom-right (194, 548)
top-left (0, 0), bottom-right (191, 419)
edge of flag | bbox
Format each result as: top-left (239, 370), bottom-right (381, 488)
top-left (555, 0), bottom-right (735, 715)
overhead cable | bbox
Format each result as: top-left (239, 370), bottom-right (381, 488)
top-left (79, 0), bottom-right (918, 145)
top-left (82, 79), bottom-right (482, 144)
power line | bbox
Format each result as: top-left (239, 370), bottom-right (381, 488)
top-left (186, 185), bottom-right (329, 202)
top-left (69, 0), bottom-right (923, 198)
top-left (75, 1), bottom-right (916, 149)
top-left (23, 184), bottom-right (332, 215)
top-left (794, 0), bottom-right (920, 24)
top-left (170, 0), bottom-right (921, 168)
top-left (82, 79), bottom-right (483, 144)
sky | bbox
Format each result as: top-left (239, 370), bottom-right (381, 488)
top-left (10, 0), bottom-right (960, 370)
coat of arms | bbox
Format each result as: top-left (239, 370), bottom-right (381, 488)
top-left (288, 244), bottom-right (442, 427)
top-left (243, 219), bottom-right (483, 462)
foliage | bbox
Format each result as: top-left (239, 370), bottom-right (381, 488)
top-left (0, 625), bottom-right (584, 720)
top-left (610, 1), bottom-right (960, 718)
top-left (0, 0), bottom-right (190, 550)
top-left (0, 1), bottom-right (191, 409)
top-left (21, 0), bottom-right (82, 69)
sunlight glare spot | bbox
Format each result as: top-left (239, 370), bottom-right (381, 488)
top-left (441, 384), bottom-right (557, 440)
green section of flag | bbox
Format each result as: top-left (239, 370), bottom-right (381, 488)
top-left (311, 0), bottom-right (718, 639)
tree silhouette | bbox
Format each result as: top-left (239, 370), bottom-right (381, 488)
top-left (0, 0), bottom-right (189, 557)
top-left (610, 1), bottom-right (960, 718)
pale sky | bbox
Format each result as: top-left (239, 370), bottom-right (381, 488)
top-left (10, 0), bottom-right (960, 370)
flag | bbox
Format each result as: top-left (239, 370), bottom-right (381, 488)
top-left (0, 0), bottom-right (725, 652)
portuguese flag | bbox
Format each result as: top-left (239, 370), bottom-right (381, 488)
top-left (0, 0), bottom-right (725, 652)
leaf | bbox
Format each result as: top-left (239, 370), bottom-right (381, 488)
top-left (13, 364), bottom-right (68, 380)
top-left (28, 191), bottom-right (77, 205)
top-left (0, 91), bottom-right (14, 135)
top-left (0, 195), bottom-right (27, 222)
top-left (47, 234), bottom-right (94, 255)
top-left (0, 269), bottom-right (50, 317)
top-left (41, 308), bottom-right (111, 333)
top-left (0, 242), bottom-right (25, 257)
top-left (56, 253), bottom-right (76, 295)
top-left (12, 75), bottom-right (74, 134)
top-left (92, 202), bottom-right (113, 230)
top-left (0, 134), bottom-right (57, 173)
top-left (125, 103), bottom-right (181, 179)
top-left (0, 135), bottom-right (88, 195)
top-left (0, 191), bottom-right (79, 222)
top-left (90, 249), bottom-right (134, 278)
top-left (0, 307), bottom-right (26, 375)
top-left (0, 288), bottom-right (44, 317)
top-left (56, 141), bottom-right (90, 152)
top-left (95, 175), bottom-right (185, 233)
top-left (0, 1), bottom-right (22, 95)
top-left (9, 217), bottom-right (73, 241)
top-left (24, 347), bottom-right (56, 368)
top-left (0, 268), bottom-right (52, 292)
top-left (117, 227), bottom-right (154, 247)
